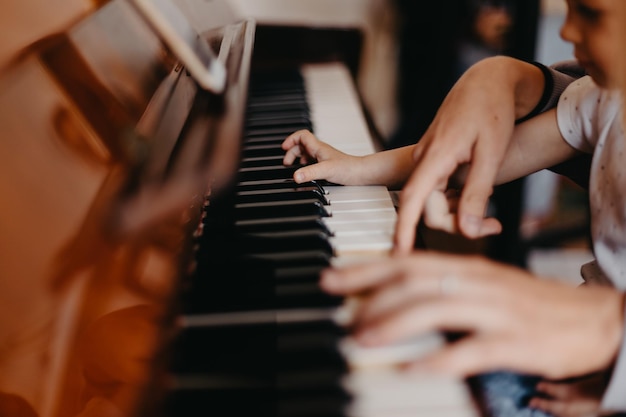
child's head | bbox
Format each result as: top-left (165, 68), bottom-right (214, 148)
top-left (561, 0), bottom-right (624, 88)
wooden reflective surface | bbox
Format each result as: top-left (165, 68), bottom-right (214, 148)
top-left (0, 1), bottom-right (246, 415)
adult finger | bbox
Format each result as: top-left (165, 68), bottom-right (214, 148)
top-left (455, 131), bottom-right (507, 238)
top-left (394, 152), bottom-right (456, 254)
top-left (423, 191), bottom-right (458, 234)
top-left (351, 272), bottom-right (446, 325)
top-left (322, 252), bottom-right (484, 296)
top-left (423, 191), bottom-right (502, 237)
top-left (353, 297), bottom-right (509, 348)
top-left (472, 217), bottom-right (503, 237)
top-left (320, 257), bottom-right (407, 295)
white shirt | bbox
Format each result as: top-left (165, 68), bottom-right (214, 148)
top-left (557, 75), bottom-right (626, 412)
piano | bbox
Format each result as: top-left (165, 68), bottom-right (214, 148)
top-left (0, 1), bottom-right (482, 416)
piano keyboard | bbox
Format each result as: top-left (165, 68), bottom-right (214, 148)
top-left (165, 62), bottom-right (481, 417)
top-left (302, 63), bottom-right (480, 417)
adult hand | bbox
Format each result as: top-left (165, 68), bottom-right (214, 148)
top-left (320, 252), bottom-right (624, 380)
top-left (393, 57), bottom-right (544, 253)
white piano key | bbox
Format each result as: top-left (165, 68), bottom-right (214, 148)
top-left (301, 63), bottom-right (377, 156)
top-left (325, 185), bottom-right (395, 202)
top-left (323, 210), bottom-right (397, 224)
top-left (330, 234), bottom-right (393, 255)
top-left (343, 368), bottom-right (480, 417)
top-left (326, 218), bottom-right (396, 236)
top-left (329, 200), bottom-right (395, 213)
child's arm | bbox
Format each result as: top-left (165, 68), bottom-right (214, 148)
top-left (283, 56), bottom-right (549, 190)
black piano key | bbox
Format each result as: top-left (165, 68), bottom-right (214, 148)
top-left (273, 265), bottom-right (326, 281)
top-left (237, 164), bottom-right (299, 182)
top-left (183, 284), bottom-right (342, 314)
top-left (163, 389), bottom-right (276, 417)
top-left (245, 114), bottom-right (311, 129)
top-left (164, 378), bottom-right (348, 417)
top-left (245, 101), bottom-right (309, 117)
top-left (242, 134), bottom-right (296, 145)
top-left (247, 91), bottom-right (307, 102)
top-left (249, 89), bottom-right (306, 97)
top-left (241, 144), bottom-right (293, 158)
top-left (278, 395), bottom-right (349, 417)
top-left (165, 321), bottom-right (351, 417)
top-left (168, 66), bottom-right (356, 417)
top-left (235, 199), bottom-right (330, 220)
top-left (248, 89), bottom-right (306, 99)
top-left (170, 320), bottom-right (348, 373)
top-left (236, 179), bottom-right (326, 195)
top-left (194, 248), bottom-right (330, 276)
top-left (170, 325), bottom-right (276, 374)
top-left (187, 241), bottom-right (337, 312)
top-left (249, 67), bottom-right (305, 83)
top-left (200, 230), bottom-right (333, 255)
top-left (236, 188), bottom-right (328, 205)
top-left (245, 126), bottom-right (311, 140)
top-left (235, 216), bottom-right (332, 236)
top-left (239, 155), bottom-right (286, 167)
top-left (273, 288), bottom-right (341, 310)
top-left (241, 251), bottom-right (332, 268)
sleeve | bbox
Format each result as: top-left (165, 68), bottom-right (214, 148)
top-left (515, 60), bottom-right (593, 188)
top-left (555, 76), bottom-right (597, 154)
top-left (515, 60), bottom-right (584, 124)
top-left (601, 303), bottom-right (626, 412)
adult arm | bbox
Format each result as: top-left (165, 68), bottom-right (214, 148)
top-left (394, 57), bottom-right (579, 253)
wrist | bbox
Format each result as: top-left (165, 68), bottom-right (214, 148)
top-left (512, 61), bottom-right (546, 120)
top-left (466, 56), bottom-right (541, 120)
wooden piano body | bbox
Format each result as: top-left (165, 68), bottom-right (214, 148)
top-left (0, 1), bottom-right (482, 416)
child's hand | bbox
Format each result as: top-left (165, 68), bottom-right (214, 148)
top-left (281, 129), bottom-right (366, 185)
top-left (529, 372), bottom-right (609, 417)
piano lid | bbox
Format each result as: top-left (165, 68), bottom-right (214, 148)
top-left (0, 0), bottom-right (254, 415)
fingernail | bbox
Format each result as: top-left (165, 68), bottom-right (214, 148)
top-left (404, 360), bottom-right (436, 374)
top-left (462, 214), bottom-right (481, 236)
top-left (355, 330), bottom-right (378, 346)
top-left (320, 270), bottom-right (338, 289)
top-left (294, 172), bottom-right (304, 183)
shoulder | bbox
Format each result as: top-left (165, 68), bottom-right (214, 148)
top-left (560, 77), bottom-right (620, 122)
top-left (549, 60), bottom-right (586, 79)
top-left (520, 60), bottom-right (586, 121)
top-left (558, 76), bottom-right (621, 151)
